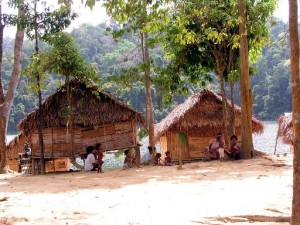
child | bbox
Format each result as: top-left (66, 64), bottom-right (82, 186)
top-left (218, 134), bottom-right (225, 162)
top-left (154, 153), bottom-right (162, 165)
top-left (123, 149), bottom-right (141, 169)
top-left (95, 143), bottom-right (104, 173)
top-left (165, 151), bottom-right (172, 166)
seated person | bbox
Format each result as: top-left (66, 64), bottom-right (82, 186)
top-left (164, 151), bottom-right (172, 166)
top-left (84, 146), bottom-right (98, 171)
top-left (95, 143), bottom-right (104, 173)
top-left (141, 146), bottom-right (155, 164)
top-left (23, 143), bottom-right (31, 158)
top-left (154, 153), bottom-right (162, 165)
top-left (123, 149), bottom-right (140, 169)
top-left (205, 133), bottom-right (225, 160)
top-left (225, 134), bottom-right (241, 160)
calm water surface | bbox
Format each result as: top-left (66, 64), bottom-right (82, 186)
top-left (7, 121), bottom-right (290, 170)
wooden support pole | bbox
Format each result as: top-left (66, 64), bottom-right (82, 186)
top-left (31, 158), bottom-right (35, 175)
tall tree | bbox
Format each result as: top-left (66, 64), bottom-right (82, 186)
top-left (0, 0), bottom-right (25, 173)
top-left (22, 0), bottom-right (76, 174)
top-left (288, 0), bottom-right (300, 224)
top-left (101, 0), bottom-right (169, 159)
top-left (238, 0), bottom-right (253, 158)
top-left (29, 32), bottom-right (98, 165)
top-left (161, 0), bottom-right (275, 147)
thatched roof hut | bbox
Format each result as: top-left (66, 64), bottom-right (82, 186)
top-left (8, 79), bottom-right (144, 164)
top-left (277, 113), bottom-right (293, 145)
top-left (155, 89), bottom-right (264, 161)
top-left (155, 89), bottom-right (263, 139)
top-left (18, 79), bottom-right (144, 134)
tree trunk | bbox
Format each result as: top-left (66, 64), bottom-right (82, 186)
top-left (65, 74), bottom-right (74, 159)
top-left (178, 146), bottom-right (182, 170)
top-left (215, 49), bottom-right (229, 145)
top-left (289, 0), bottom-right (300, 224)
top-left (34, 0), bottom-right (45, 174)
top-left (219, 70), bottom-right (230, 145)
top-left (230, 80), bottom-right (236, 135)
top-left (0, 1), bottom-right (25, 173)
top-left (238, 0), bottom-right (254, 159)
top-left (141, 32), bottom-right (155, 160)
top-left (0, 2), bottom-right (5, 103)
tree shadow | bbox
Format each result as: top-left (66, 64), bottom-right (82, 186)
top-left (0, 157), bottom-right (291, 195)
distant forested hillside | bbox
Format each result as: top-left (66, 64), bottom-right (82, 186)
top-left (3, 19), bottom-right (291, 134)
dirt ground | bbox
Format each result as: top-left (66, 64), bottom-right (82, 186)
top-left (0, 154), bottom-right (293, 225)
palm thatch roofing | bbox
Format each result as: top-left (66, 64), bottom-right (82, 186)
top-left (277, 113), bottom-right (293, 145)
top-left (18, 79), bottom-right (145, 134)
top-left (7, 133), bottom-right (30, 159)
top-left (155, 89), bottom-right (264, 139)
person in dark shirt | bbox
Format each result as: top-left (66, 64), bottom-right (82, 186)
top-left (165, 151), bottom-right (172, 166)
top-left (225, 134), bottom-right (241, 160)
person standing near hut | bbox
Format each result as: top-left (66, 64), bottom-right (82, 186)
top-left (95, 143), bottom-right (104, 173)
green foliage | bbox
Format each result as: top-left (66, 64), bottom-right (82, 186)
top-left (41, 32), bottom-right (98, 81)
top-left (114, 149), bottom-right (125, 158)
top-left (159, 0), bottom-right (276, 96)
top-left (251, 20), bottom-right (291, 120)
top-left (5, 19), bottom-right (293, 134)
top-left (21, 1), bottom-right (77, 41)
top-left (178, 132), bottom-right (187, 147)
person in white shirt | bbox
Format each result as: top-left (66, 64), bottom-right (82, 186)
top-left (84, 146), bottom-right (98, 171)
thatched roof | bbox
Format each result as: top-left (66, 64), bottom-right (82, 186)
top-left (277, 113), bottom-right (293, 145)
top-left (7, 133), bottom-right (30, 159)
top-left (18, 79), bottom-right (144, 134)
top-left (155, 89), bottom-right (264, 139)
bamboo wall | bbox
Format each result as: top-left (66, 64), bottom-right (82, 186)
top-left (12, 121), bottom-right (138, 159)
top-left (162, 134), bottom-right (242, 161)
top-left (31, 128), bottom-right (82, 158)
top-left (160, 134), bottom-right (223, 160)
top-left (81, 121), bottom-right (136, 151)
top-left (188, 136), bottom-right (213, 158)
top-left (166, 132), bottom-right (189, 161)
top-left (159, 136), bottom-right (168, 159)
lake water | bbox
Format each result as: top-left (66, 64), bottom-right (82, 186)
top-left (7, 121), bottom-right (290, 170)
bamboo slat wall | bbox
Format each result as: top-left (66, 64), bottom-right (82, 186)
top-left (162, 133), bottom-right (243, 161)
top-left (188, 136), bottom-right (212, 158)
top-left (166, 132), bottom-right (189, 161)
top-left (159, 136), bottom-right (168, 159)
top-left (81, 121), bottom-right (135, 151)
top-left (8, 120), bottom-right (138, 160)
top-left (31, 128), bottom-right (82, 158)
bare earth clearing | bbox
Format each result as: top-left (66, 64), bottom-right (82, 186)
top-left (0, 155), bottom-right (293, 225)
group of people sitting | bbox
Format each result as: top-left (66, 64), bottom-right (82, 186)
top-left (83, 134), bottom-right (239, 172)
top-left (153, 151), bottom-right (172, 166)
top-left (143, 147), bottom-right (173, 166)
top-left (84, 144), bottom-right (171, 172)
top-left (84, 143), bottom-right (104, 172)
top-left (205, 133), bottom-right (241, 161)
top-left (123, 147), bottom-right (173, 169)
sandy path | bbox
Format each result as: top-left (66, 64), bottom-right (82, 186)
top-left (0, 156), bottom-right (293, 225)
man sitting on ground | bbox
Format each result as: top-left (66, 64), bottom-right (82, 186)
top-left (84, 146), bottom-right (98, 171)
top-left (225, 134), bottom-right (241, 160)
